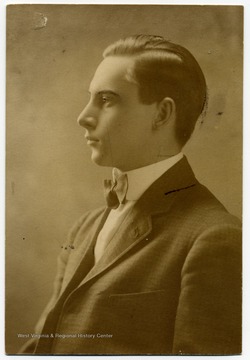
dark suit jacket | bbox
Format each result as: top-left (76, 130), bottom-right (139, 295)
top-left (20, 157), bottom-right (241, 355)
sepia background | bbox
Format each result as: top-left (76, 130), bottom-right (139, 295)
top-left (6, 5), bottom-right (243, 353)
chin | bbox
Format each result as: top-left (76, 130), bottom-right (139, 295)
top-left (91, 152), bottom-right (112, 168)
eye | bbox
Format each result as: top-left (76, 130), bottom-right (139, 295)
top-left (101, 95), bottom-right (110, 103)
top-left (98, 94), bottom-right (115, 107)
top-left (94, 91), bottom-right (119, 107)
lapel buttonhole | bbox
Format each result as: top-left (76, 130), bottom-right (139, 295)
top-left (133, 227), bottom-right (139, 238)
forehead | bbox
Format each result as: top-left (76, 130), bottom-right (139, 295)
top-left (89, 56), bottom-right (137, 93)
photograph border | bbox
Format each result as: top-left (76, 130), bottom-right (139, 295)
top-left (2, 1), bottom-right (249, 359)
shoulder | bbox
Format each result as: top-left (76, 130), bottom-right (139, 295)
top-left (154, 177), bottom-right (241, 258)
top-left (147, 156), bottom-right (241, 235)
top-left (170, 180), bottom-right (241, 232)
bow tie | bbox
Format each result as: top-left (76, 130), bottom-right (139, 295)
top-left (104, 170), bottom-right (128, 209)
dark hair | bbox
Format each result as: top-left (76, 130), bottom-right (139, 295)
top-left (103, 35), bottom-right (207, 146)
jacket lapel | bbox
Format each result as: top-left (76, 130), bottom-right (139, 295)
top-left (78, 205), bottom-right (152, 285)
top-left (58, 156), bottom-right (197, 297)
top-left (73, 156), bottom-right (197, 289)
top-left (59, 207), bottom-right (110, 295)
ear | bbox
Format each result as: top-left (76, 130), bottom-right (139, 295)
top-left (153, 97), bottom-right (176, 129)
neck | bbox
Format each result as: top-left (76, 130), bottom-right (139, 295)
top-left (116, 152), bottom-right (182, 172)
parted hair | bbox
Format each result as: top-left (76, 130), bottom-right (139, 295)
top-left (103, 35), bottom-right (207, 146)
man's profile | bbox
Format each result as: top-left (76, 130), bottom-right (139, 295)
top-left (19, 35), bottom-right (241, 355)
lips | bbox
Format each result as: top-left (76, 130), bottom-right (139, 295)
top-left (85, 135), bottom-right (99, 145)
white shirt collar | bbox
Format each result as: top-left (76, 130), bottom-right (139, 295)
top-left (113, 153), bottom-right (183, 201)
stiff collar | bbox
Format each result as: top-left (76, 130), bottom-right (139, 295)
top-left (112, 153), bottom-right (183, 201)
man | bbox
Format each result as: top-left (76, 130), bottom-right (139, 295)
top-left (20, 35), bottom-right (241, 355)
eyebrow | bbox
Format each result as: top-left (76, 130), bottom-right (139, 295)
top-left (88, 89), bottom-right (120, 98)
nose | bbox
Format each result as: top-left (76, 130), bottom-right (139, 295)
top-left (77, 102), bottom-right (97, 129)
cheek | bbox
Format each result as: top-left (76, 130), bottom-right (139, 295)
top-left (102, 108), bottom-right (148, 143)
top-left (105, 111), bottom-right (127, 134)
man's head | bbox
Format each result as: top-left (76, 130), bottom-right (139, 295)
top-left (78, 35), bottom-right (207, 171)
